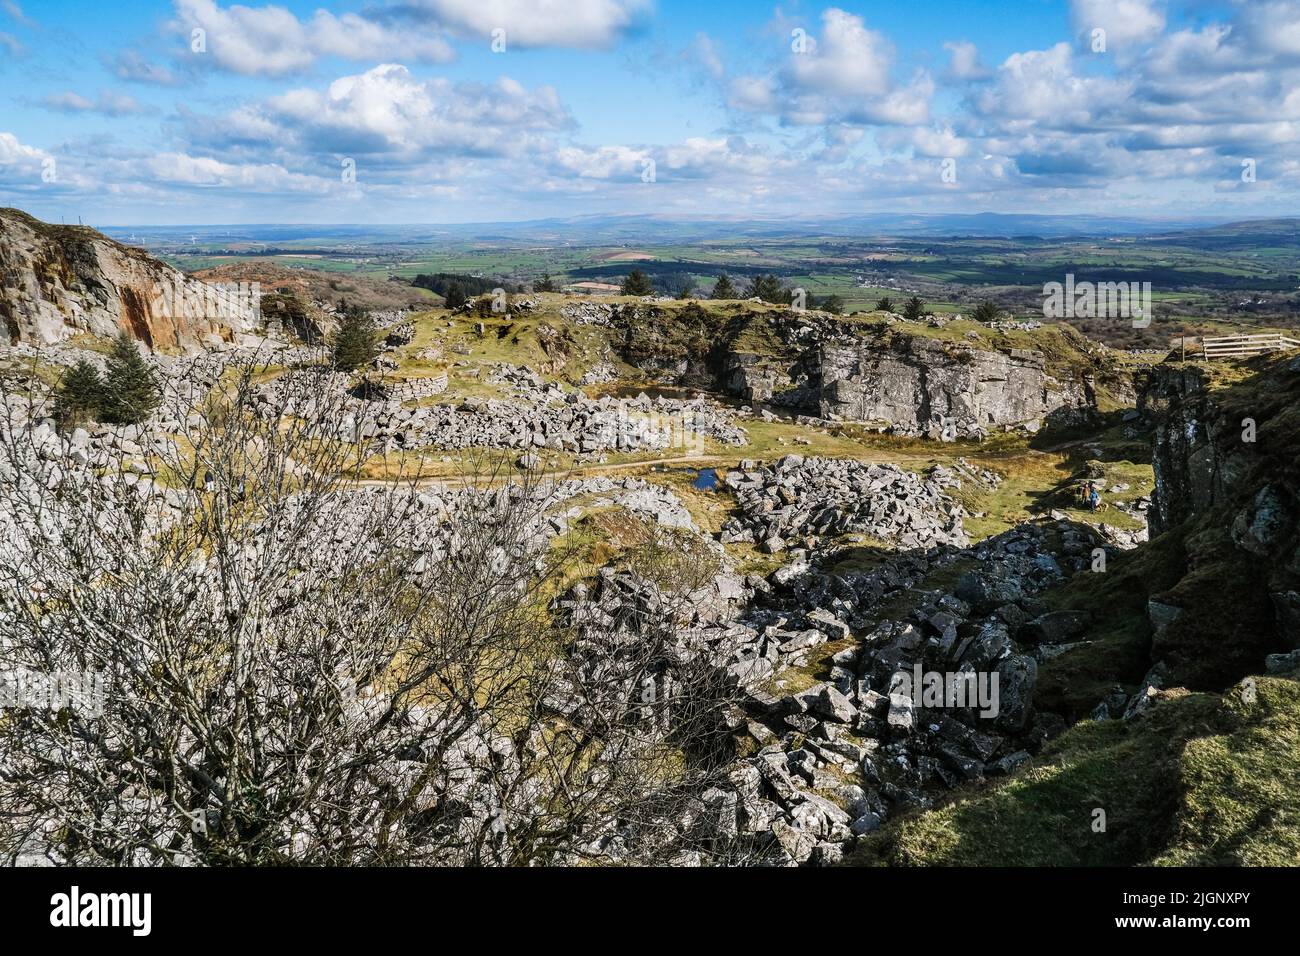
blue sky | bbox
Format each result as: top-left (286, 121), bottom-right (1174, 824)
top-left (1, 0), bottom-right (1297, 225)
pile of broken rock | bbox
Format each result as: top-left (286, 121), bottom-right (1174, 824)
top-left (720, 455), bottom-right (969, 553)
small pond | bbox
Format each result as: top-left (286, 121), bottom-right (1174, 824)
top-left (691, 467), bottom-right (719, 491)
top-left (648, 464), bottom-right (720, 491)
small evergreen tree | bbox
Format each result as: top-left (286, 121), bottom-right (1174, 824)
top-left (710, 273), bottom-right (737, 299)
top-left (332, 302), bottom-right (378, 372)
top-left (676, 278), bottom-right (696, 300)
top-left (55, 359), bottom-right (105, 428)
top-left (443, 282), bottom-right (468, 310)
top-left (100, 334), bottom-right (160, 425)
top-left (620, 270), bottom-right (655, 297)
top-left (746, 274), bottom-right (788, 304)
top-left (903, 295), bottom-right (926, 322)
top-left (821, 294), bottom-right (845, 315)
top-left (532, 274), bottom-right (556, 293)
top-left (876, 296), bottom-right (895, 313)
top-left (973, 301), bottom-right (1001, 324)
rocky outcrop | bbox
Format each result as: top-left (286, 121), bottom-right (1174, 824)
top-left (818, 336), bottom-right (1092, 438)
top-left (712, 312), bottom-right (1101, 438)
top-left (1139, 364), bottom-right (1252, 536)
top-left (601, 306), bottom-right (1105, 440)
top-left (1135, 356), bottom-right (1300, 685)
top-left (725, 351), bottom-right (820, 409)
top-left (730, 523), bottom-right (1091, 862)
top-left (0, 207), bottom-right (259, 350)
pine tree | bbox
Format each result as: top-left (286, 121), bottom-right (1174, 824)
top-left (746, 274), bottom-right (787, 304)
top-left (620, 270), bottom-right (655, 297)
top-left (332, 303), bottom-right (378, 372)
top-left (100, 334), bottom-right (159, 425)
top-left (443, 282), bottom-right (468, 310)
top-left (903, 295), bottom-right (926, 322)
top-left (973, 301), bottom-right (1001, 324)
top-left (822, 294), bottom-right (845, 315)
top-left (710, 273), bottom-right (737, 299)
top-left (55, 359), bottom-right (105, 427)
top-left (676, 278), bottom-right (696, 299)
top-left (532, 274), bottom-right (556, 293)
top-left (876, 296), bottom-right (895, 313)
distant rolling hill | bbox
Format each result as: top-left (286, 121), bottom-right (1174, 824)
top-left (1140, 218), bottom-right (1300, 251)
top-left (98, 212), bottom-right (1247, 249)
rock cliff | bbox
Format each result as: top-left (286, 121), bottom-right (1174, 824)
top-left (0, 208), bottom-right (259, 350)
top-left (1139, 363), bottom-right (1255, 535)
top-left (1136, 354), bottom-right (1300, 685)
top-left (817, 335), bottom-right (1092, 438)
top-left (716, 312), bottom-right (1101, 438)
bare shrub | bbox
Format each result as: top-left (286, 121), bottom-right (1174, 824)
top-left (0, 358), bottom-right (750, 866)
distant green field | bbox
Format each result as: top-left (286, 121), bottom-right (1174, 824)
top-left (167, 254), bottom-right (381, 273)
top-left (156, 226), bottom-right (1298, 347)
top-left (162, 232), bottom-right (1300, 289)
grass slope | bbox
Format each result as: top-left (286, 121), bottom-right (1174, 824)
top-left (854, 672), bottom-right (1300, 866)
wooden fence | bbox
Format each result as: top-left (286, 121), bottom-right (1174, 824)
top-left (1200, 334), bottom-right (1300, 360)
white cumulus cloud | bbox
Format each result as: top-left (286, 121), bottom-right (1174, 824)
top-left (182, 64), bottom-right (574, 165)
top-left (171, 0), bottom-right (455, 77)
top-left (787, 8), bottom-right (894, 97)
top-left (1069, 0), bottom-right (1166, 47)
top-left (943, 40), bottom-right (990, 81)
top-left (405, 0), bottom-right (650, 49)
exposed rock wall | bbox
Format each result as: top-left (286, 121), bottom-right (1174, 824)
top-left (0, 208), bottom-right (259, 350)
top-left (1139, 364), bottom-right (1251, 536)
top-left (1136, 356), bottom-right (1300, 685)
top-left (725, 351), bottom-right (819, 408)
top-left (711, 313), bottom-right (1100, 438)
top-left (818, 336), bottom-right (1089, 437)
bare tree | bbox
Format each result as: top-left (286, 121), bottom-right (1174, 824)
top-left (0, 356), bottom-right (754, 866)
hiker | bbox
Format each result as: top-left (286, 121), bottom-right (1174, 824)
top-left (1089, 485), bottom-right (1101, 512)
top-left (1079, 481), bottom-right (1092, 508)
